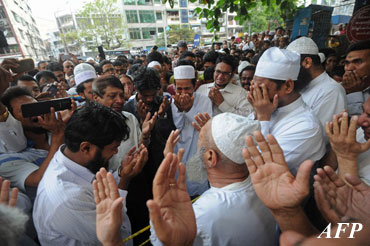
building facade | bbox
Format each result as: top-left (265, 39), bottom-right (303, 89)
top-left (0, 0), bottom-right (47, 61)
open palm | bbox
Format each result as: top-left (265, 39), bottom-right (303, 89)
top-left (243, 131), bottom-right (313, 210)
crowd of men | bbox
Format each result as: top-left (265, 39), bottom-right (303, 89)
top-left (0, 27), bottom-right (369, 246)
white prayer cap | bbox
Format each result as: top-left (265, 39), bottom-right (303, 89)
top-left (252, 32), bottom-right (257, 36)
top-left (74, 63), bottom-right (97, 86)
top-left (318, 52), bottom-right (325, 63)
top-left (286, 37), bottom-right (319, 55)
top-left (244, 32), bottom-right (249, 35)
top-left (174, 65), bottom-right (195, 79)
top-left (238, 61), bottom-right (251, 74)
top-left (211, 113), bottom-right (260, 164)
top-left (86, 57), bottom-right (95, 62)
top-left (147, 61), bottom-right (162, 68)
top-left (255, 47), bottom-right (300, 81)
top-left (269, 31), bottom-right (275, 36)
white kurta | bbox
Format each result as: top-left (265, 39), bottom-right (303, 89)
top-left (356, 128), bottom-right (370, 185)
top-left (258, 97), bottom-right (326, 175)
top-left (0, 113), bottom-right (27, 153)
top-left (33, 147), bottom-right (132, 246)
top-left (301, 72), bottom-right (347, 132)
top-left (108, 111), bottom-right (141, 170)
top-left (197, 82), bottom-right (253, 117)
top-left (150, 177), bottom-right (276, 246)
top-left (171, 92), bottom-right (213, 196)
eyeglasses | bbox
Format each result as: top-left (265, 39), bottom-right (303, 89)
top-left (215, 70), bottom-right (232, 77)
top-left (103, 68), bottom-right (115, 74)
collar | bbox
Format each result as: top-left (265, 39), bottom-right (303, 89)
top-left (276, 96), bottom-right (304, 113)
top-left (309, 71), bottom-right (327, 87)
top-left (57, 145), bottom-right (96, 183)
top-left (214, 176), bottom-right (251, 191)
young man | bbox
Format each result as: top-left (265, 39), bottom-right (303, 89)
top-left (16, 75), bottom-right (41, 97)
top-left (73, 63), bottom-right (96, 101)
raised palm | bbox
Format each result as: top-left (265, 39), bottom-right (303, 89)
top-left (147, 151), bottom-right (196, 246)
top-left (243, 131), bottom-right (313, 210)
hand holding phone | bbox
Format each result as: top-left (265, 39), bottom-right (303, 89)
top-left (21, 98), bottom-right (72, 118)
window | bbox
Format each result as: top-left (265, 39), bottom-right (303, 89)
top-left (180, 9), bottom-right (188, 23)
top-left (167, 10), bottom-right (179, 21)
top-left (156, 11), bottom-right (162, 20)
top-left (0, 7), bottom-right (6, 19)
top-left (129, 28), bottom-right (141, 39)
top-left (142, 27), bottom-right (156, 39)
top-left (18, 29), bottom-right (24, 39)
top-left (139, 10), bottom-right (155, 23)
top-left (126, 10), bottom-right (138, 23)
top-left (158, 27), bottom-right (164, 33)
top-left (12, 11), bottom-right (21, 23)
top-left (137, 0), bottom-right (152, 5)
top-left (123, 0), bottom-right (136, 5)
top-left (180, 0), bottom-right (187, 7)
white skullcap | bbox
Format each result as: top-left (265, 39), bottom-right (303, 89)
top-left (86, 57), bottom-right (95, 62)
top-left (252, 32), bottom-right (257, 36)
top-left (269, 31), bottom-right (275, 35)
top-left (255, 47), bottom-right (300, 81)
top-left (318, 52), bottom-right (326, 63)
top-left (244, 32), bottom-right (249, 35)
top-left (74, 63), bottom-right (97, 86)
top-left (238, 61), bottom-right (251, 74)
top-left (148, 61), bottom-right (162, 69)
top-left (211, 113), bottom-right (260, 164)
top-left (174, 65), bottom-right (195, 79)
top-left (286, 37), bottom-right (319, 55)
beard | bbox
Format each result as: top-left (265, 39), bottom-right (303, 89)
top-left (185, 147), bottom-right (208, 184)
top-left (23, 126), bottom-right (48, 134)
top-left (86, 148), bottom-right (108, 174)
top-left (296, 66), bottom-right (313, 91)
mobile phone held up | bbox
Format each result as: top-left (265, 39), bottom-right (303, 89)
top-left (11, 58), bottom-right (35, 74)
top-left (21, 98), bottom-right (72, 118)
top-left (46, 84), bottom-right (58, 97)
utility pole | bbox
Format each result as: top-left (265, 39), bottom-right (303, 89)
top-left (163, 9), bottom-right (168, 49)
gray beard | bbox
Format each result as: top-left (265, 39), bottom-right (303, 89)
top-left (185, 147), bottom-right (208, 184)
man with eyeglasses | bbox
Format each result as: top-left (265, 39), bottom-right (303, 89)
top-left (197, 55), bottom-right (253, 116)
top-left (100, 60), bottom-right (115, 76)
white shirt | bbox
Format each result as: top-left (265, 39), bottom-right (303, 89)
top-left (197, 82), bottom-right (253, 117)
top-left (108, 111), bottom-right (141, 170)
top-left (33, 147), bottom-right (132, 246)
top-left (150, 177), bottom-right (276, 246)
top-left (171, 92), bottom-right (213, 196)
top-left (258, 97), bottom-right (326, 175)
top-left (0, 113), bottom-right (27, 153)
top-left (347, 87), bottom-right (370, 116)
top-left (242, 41), bottom-right (255, 51)
top-left (356, 128), bottom-right (370, 185)
top-left (301, 72), bottom-right (347, 137)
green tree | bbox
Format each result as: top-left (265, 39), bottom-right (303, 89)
top-left (167, 25), bottom-right (196, 45)
top-left (163, 0), bottom-right (300, 33)
top-left (75, 0), bottom-right (129, 50)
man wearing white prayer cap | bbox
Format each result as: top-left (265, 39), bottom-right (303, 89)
top-left (147, 61), bottom-right (162, 72)
top-left (287, 37), bottom-right (347, 133)
top-left (150, 113), bottom-right (275, 246)
top-left (197, 55), bottom-right (253, 117)
top-left (248, 47), bottom-right (325, 175)
top-left (73, 63), bottom-right (97, 101)
top-left (170, 63), bottom-right (213, 196)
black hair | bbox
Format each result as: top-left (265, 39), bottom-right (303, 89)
top-left (35, 70), bottom-right (57, 83)
top-left (240, 65), bottom-right (256, 75)
top-left (116, 55), bottom-right (128, 61)
top-left (346, 40), bottom-right (370, 54)
top-left (204, 66), bottom-right (215, 81)
top-left (37, 61), bottom-right (47, 68)
top-left (140, 54), bottom-right (147, 58)
top-left (223, 48), bottom-right (230, 55)
top-left (195, 51), bottom-right (205, 58)
top-left (1, 86), bottom-right (33, 114)
top-left (47, 62), bottom-right (63, 72)
top-left (128, 58), bottom-right (134, 65)
top-left (163, 56), bottom-right (171, 65)
top-left (132, 67), bottom-right (161, 92)
top-left (113, 60), bottom-right (123, 67)
top-left (180, 51), bottom-right (195, 60)
top-left (330, 66), bottom-right (345, 77)
top-left (16, 75), bottom-right (37, 83)
top-left (147, 51), bottom-right (164, 64)
top-left (128, 64), bottom-right (143, 76)
top-left (133, 59), bottom-right (143, 65)
top-left (92, 75), bottom-right (124, 97)
top-left (203, 51), bottom-right (219, 64)
top-left (216, 54), bottom-right (238, 72)
top-left (76, 79), bottom-right (94, 94)
top-left (99, 60), bottom-right (113, 71)
top-left (244, 49), bottom-right (255, 56)
top-left (177, 40), bottom-right (187, 49)
top-left (27, 69), bottom-right (39, 77)
top-left (263, 40), bottom-right (271, 45)
top-left (64, 102), bottom-right (129, 152)
top-left (300, 54), bottom-right (321, 66)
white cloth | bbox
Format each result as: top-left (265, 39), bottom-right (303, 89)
top-left (242, 41), bottom-right (255, 51)
top-left (356, 128), bottom-right (370, 185)
top-left (197, 82), bottom-right (253, 117)
top-left (109, 111), bottom-right (141, 170)
top-left (347, 87), bottom-right (370, 116)
top-left (0, 113), bottom-right (27, 153)
top-left (171, 92), bottom-right (213, 196)
top-left (301, 72), bottom-right (347, 134)
top-left (150, 177), bottom-right (276, 246)
top-left (256, 97), bottom-right (326, 175)
top-left (33, 147), bottom-right (132, 246)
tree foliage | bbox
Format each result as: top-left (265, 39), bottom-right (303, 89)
top-left (74, 0), bottom-right (129, 50)
top-left (163, 0), bottom-right (300, 33)
top-left (156, 25), bottom-right (196, 46)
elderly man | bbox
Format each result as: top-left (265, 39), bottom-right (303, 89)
top-left (150, 113), bottom-right (276, 245)
top-left (171, 64), bottom-right (212, 196)
top-left (197, 55), bottom-right (253, 116)
top-left (248, 47), bottom-right (325, 175)
top-left (342, 40), bottom-right (370, 116)
top-left (287, 37), bottom-right (347, 132)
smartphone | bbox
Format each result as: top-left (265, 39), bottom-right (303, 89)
top-left (46, 84), bottom-right (58, 97)
top-left (21, 98), bottom-right (72, 118)
top-left (98, 46), bottom-right (106, 60)
top-left (11, 58), bottom-right (35, 73)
